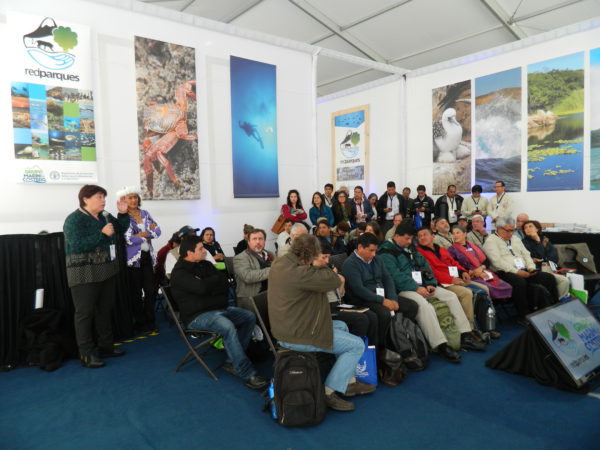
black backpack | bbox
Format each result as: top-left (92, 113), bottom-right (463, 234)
top-left (386, 312), bottom-right (429, 365)
top-left (269, 350), bottom-right (326, 427)
top-left (474, 292), bottom-right (496, 333)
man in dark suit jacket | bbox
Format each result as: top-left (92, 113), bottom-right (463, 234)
top-left (349, 185), bottom-right (374, 229)
top-left (411, 184), bottom-right (435, 229)
top-left (376, 181), bottom-right (406, 236)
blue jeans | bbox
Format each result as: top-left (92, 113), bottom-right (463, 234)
top-left (188, 307), bottom-right (256, 380)
top-left (279, 320), bottom-right (364, 394)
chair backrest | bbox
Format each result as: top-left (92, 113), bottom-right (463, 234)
top-left (555, 243), bottom-right (597, 274)
top-left (329, 252), bottom-right (348, 272)
top-left (224, 256), bottom-right (235, 275)
top-left (249, 291), bottom-right (277, 358)
top-left (160, 284), bottom-right (185, 332)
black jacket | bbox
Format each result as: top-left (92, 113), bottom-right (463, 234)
top-left (376, 192), bottom-right (406, 225)
top-left (411, 195), bottom-right (435, 227)
top-left (434, 194), bottom-right (464, 223)
top-left (170, 259), bottom-right (228, 326)
top-left (522, 236), bottom-right (559, 269)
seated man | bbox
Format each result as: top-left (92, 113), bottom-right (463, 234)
top-left (277, 223), bottom-right (307, 258)
top-left (416, 227), bottom-right (489, 337)
top-left (164, 225), bottom-right (217, 278)
top-left (433, 218), bottom-right (453, 249)
top-left (170, 236), bottom-right (267, 390)
top-left (379, 223), bottom-right (480, 359)
top-left (468, 214), bottom-right (489, 247)
top-left (233, 229), bottom-right (273, 312)
top-left (514, 213), bottom-right (529, 240)
top-left (316, 220), bottom-right (347, 255)
top-left (483, 217), bottom-right (558, 325)
top-left (383, 213), bottom-right (404, 241)
top-left (341, 233), bottom-right (419, 353)
top-left (275, 219), bottom-right (293, 257)
top-left (269, 234), bottom-right (375, 412)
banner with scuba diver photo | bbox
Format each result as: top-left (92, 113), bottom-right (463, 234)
top-left (8, 12), bottom-right (97, 184)
top-left (230, 56), bottom-right (279, 198)
top-left (331, 105), bottom-right (369, 191)
top-left (134, 36), bottom-right (200, 200)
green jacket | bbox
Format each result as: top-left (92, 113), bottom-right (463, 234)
top-left (268, 253), bottom-right (340, 350)
top-left (377, 239), bottom-right (437, 293)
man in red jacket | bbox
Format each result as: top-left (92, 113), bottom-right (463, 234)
top-left (416, 228), bottom-right (487, 350)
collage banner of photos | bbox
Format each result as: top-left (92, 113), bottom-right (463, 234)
top-left (9, 13), bottom-right (96, 184)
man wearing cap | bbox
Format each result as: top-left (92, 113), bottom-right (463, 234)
top-left (411, 185), bottom-right (434, 229)
top-left (468, 214), bottom-right (489, 247)
top-left (376, 181), bottom-right (406, 236)
top-left (462, 185), bottom-right (489, 221)
top-left (165, 225), bottom-right (218, 278)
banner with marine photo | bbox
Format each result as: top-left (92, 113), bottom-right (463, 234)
top-left (474, 68), bottom-right (522, 192)
top-left (527, 52), bottom-right (584, 192)
top-left (590, 48), bottom-right (600, 191)
top-left (8, 12), bottom-right (97, 184)
top-left (134, 36), bottom-right (200, 200)
top-left (230, 56), bottom-right (279, 198)
top-left (331, 105), bottom-right (369, 191)
top-left (432, 81), bottom-right (471, 195)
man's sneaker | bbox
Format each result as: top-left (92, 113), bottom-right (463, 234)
top-left (221, 362), bottom-right (239, 376)
top-left (343, 381), bottom-right (376, 397)
top-left (325, 392), bottom-right (355, 411)
top-left (244, 374), bottom-right (268, 390)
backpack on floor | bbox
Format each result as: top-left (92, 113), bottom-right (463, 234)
top-left (428, 297), bottom-right (461, 350)
top-left (474, 292), bottom-right (497, 333)
top-left (386, 312), bottom-right (429, 365)
top-left (266, 350), bottom-right (326, 427)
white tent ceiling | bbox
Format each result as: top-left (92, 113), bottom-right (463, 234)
top-left (138, 0), bottom-right (600, 95)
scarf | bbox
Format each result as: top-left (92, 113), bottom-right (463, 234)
top-left (451, 241), bottom-right (486, 269)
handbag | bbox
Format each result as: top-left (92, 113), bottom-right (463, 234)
top-left (355, 337), bottom-right (377, 386)
top-left (377, 348), bottom-right (406, 387)
top-left (271, 215), bottom-right (286, 234)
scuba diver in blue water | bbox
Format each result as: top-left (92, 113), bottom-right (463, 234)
top-left (239, 121), bottom-right (264, 149)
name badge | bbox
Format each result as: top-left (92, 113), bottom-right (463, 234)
top-left (483, 270), bottom-right (494, 281)
top-left (513, 257), bottom-right (525, 270)
top-left (466, 247), bottom-right (473, 252)
top-left (448, 266), bottom-right (459, 277)
top-left (109, 244), bottom-right (116, 261)
top-left (419, 212), bottom-right (425, 218)
top-left (412, 271), bottom-right (423, 285)
top-left (376, 287), bottom-right (385, 297)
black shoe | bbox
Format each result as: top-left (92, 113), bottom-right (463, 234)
top-left (325, 392), bottom-right (355, 411)
top-left (80, 353), bottom-right (105, 369)
top-left (221, 362), bottom-right (239, 376)
top-left (436, 343), bottom-right (461, 363)
top-left (245, 374), bottom-right (268, 390)
top-left (98, 347), bottom-right (126, 358)
top-left (461, 333), bottom-right (487, 352)
top-left (404, 355), bottom-right (426, 372)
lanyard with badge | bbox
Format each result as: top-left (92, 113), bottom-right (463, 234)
top-left (405, 248), bottom-right (424, 285)
top-left (82, 207), bottom-right (116, 261)
top-left (504, 238), bottom-right (524, 270)
top-left (448, 197), bottom-right (457, 222)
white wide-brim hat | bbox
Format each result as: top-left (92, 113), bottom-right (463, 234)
top-left (116, 185), bottom-right (141, 197)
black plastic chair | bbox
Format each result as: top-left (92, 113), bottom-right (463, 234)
top-left (329, 252), bottom-right (348, 272)
top-left (248, 292), bottom-right (277, 358)
top-left (161, 283), bottom-right (220, 380)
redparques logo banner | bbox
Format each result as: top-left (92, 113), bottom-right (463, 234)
top-left (8, 12), bottom-right (97, 184)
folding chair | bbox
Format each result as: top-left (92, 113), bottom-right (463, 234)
top-left (161, 283), bottom-right (220, 380)
top-left (248, 291), bottom-right (277, 358)
top-left (329, 252), bottom-right (348, 272)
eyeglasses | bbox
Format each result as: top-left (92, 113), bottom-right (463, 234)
top-left (500, 227), bottom-right (515, 233)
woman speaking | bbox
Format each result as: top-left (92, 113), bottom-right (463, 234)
top-left (63, 185), bottom-right (129, 368)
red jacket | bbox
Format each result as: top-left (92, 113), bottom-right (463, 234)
top-left (416, 244), bottom-right (466, 284)
top-left (282, 204), bottom-right (307, 222)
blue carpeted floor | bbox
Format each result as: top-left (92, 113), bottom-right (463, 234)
top-left (2, 316), bottom-right (599, 449)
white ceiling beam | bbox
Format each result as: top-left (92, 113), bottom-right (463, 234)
top-left (512, 0), bottom-right (585, 22)
top-left (339, 0), bottom-right (413, 31)
top-left (288, 0), bottom-right (387, 62)
top-left (223, 0), bottom-right (265, 23)
top-left (480, 0), bottom-right (528, 39)
top-left (179, 0), bottom-right (196, 13)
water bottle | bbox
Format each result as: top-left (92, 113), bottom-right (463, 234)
top-left (486, 305), bottom-right (496, 331)
top-left (268, 379), bottom-right (278, 420)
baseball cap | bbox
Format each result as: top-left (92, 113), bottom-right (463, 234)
top-left (177, 225), bottom-right (199, 237)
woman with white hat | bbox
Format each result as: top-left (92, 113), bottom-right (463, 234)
top-left (119, 186), bottom-right (162, 333)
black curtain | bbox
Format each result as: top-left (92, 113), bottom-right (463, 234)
top-left (485, 326), bottom-right (590, 394)
top-left (1, 233), bottom-right (135, 370)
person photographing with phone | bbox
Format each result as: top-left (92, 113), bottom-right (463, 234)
top-left (63, 184), bottom-right (129, 368)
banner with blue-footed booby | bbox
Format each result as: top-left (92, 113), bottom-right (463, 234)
top-left (331, 105), bottom-right (369, 191)
top-left (432, 81), bottom-right (471, 195)
top-left (590, 48), bottom-right (600, 191)
top-left (135, 36), bottom-right (200, 200)
top-left (230, 56), bottom-right (279, 198)
top-left (527, 52), bottom-right (584, 192)
top-left (474, 68), bottom-right (522, 192)
top-left (8, 13), bottom-right (96, 184)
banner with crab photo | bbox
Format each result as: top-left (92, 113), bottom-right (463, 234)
top-left (134, 36), bottom-right (200, 200)
top-left (8, 12), bottom-right (97, 184)
top-left (331, 105), bottom-right (369, 191)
